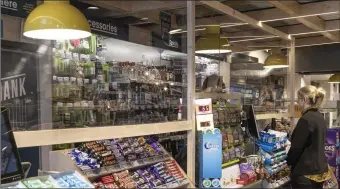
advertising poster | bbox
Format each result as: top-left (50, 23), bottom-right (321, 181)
top-left (1, 49), bottom-right (39, 131)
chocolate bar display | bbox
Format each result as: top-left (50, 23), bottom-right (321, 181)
top-left (92, 160), bottom-right (187, 189)
top-left (68, 136), bottom-right (167, 173)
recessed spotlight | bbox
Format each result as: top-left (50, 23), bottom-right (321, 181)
top-left (88, 6), bottom-right (99, 10)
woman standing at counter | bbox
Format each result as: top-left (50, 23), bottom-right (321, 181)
top-left (287, 85), bottom-right (329, 189)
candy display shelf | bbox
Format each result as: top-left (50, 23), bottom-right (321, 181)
top-left (49, 148), bottom-right (192, 187)
top-left (50, 149), bottom-right (169, 180)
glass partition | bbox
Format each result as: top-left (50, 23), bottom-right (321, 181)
top-left (1, 0), bottom-right (192, 179)
top-left (1, 1), bottom-right (189, 132)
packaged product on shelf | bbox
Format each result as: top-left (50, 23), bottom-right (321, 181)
top-left (232, 128), bottom-right (240, 145)
top-left (22, 178), bottom-right (57, 188)
top-left (226, 127), bottom-right (234, 147)
top-left (20, 172), bottom-right (94, 189)
top-left (257, 130), bottom-right (289, 153)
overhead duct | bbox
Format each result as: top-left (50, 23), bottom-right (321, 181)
top-left (229, 53), bottom-right (264, 71)
top-left (229, 53), bottom-right (258, 64)
top-left (231, 68), bottom-right (274, 78)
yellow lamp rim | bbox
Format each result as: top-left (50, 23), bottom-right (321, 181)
top-left (23, 29), bottom-right (91, 40)
top-left (263, 65), bottom-right (289, 68)
top-left (196, 49), bottom-right (232, 54)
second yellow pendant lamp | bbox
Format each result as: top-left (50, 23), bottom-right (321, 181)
top-left (264, 48), bottom-right (289, 68)
top-left (328, 74), bottom-right (340, 83)
top-left (23, 1), bottom-right (91, 40)
top-left (195, 25), bottom-right (231, 54)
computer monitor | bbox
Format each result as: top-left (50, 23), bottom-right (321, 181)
top-left (242, 105), bottom-right (260, 139)
top-left (1, 107), bottom-right (24, 184)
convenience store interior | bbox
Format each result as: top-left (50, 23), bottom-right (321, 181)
top-left (1, 0), bottom-right (340, 188)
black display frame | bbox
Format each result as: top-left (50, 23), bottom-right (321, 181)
top-left (242, 105), bottom-right (260, 139)
top-left (1, 107), bottom-right (24, 184)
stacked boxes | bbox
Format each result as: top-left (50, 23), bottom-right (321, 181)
top-left (325, 129), bottom-right (340, 182)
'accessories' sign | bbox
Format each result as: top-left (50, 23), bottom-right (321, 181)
top-left (86, 17), bottom-right (128, 41)
top-left (1, 0), bottom-right (36, 18)
top-left (88, 20), bottom-right (118, 36)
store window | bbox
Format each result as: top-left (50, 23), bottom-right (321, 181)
top-left (1, 0), bottom-right (192, 183)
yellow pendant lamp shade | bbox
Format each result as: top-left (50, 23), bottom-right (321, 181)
top-left (195, 25), bottom-right (231, 54)
top-left (264, 49), bottom-right (288, 68)
top-left (23, 1), bottom-right (91, 40)
top-left (328, 74), bottom-right (340, 83)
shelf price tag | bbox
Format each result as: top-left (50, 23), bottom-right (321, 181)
top-left (166, 181), bottom-right (179, 188)
top-left (137, 159), bottom-right (144, 165)
top-left (157, 184), bottom-right (168, 188)
top-left (92, 168), bottom-right (101, 175)
top-left (145, 157), bottom-right (154, 163)
top-left (99, 168), bottom-right (108, 175)
top-left (131, 160), bottom-right (140, 167)
top-left (120, 162), bottom-right (131, 169)
top-left (83, 170), bottom-right (93, 176)
top-left (106, 165), bottom-right (119, 172)
top-left (86, 170), bottom-right (99, 178)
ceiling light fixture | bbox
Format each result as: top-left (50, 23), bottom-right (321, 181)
top-left (248, 45), bottom-right (283, 48)
top-left (220, 22), bottom-right (246, 26)
top-left (195, 25), bottom-right (232, 54)
top-left (220, 23), bottom-right (248, 28)
top-left (261, 11), bottom-right (339, 23)
top-left (264, 48), bottom-right (288, 68)
top-left (140, 17), bottom-right (148, 21)
top-left (24, 1), bottom-right (91, 40)
top-left (227, 35), bottom-right (274, 39)
top-left (291, 28), bottom-right (340, 36)
top-left (328, 74), bottom-right (340, 83)
top-left (229, 36), bottom-right (278, 43)
top-left (169, 28), bottom-right (205, 35)
top-left (169, 29), bottom-right (182, 34)
top-left (87, 6), bottom-right (99, 10)
top-left (296, 41), bottom-right (340, 48)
